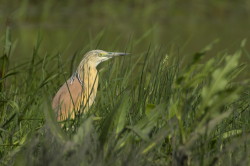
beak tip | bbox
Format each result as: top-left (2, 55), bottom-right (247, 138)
top-left (120, 52), bottom-right (131, 56)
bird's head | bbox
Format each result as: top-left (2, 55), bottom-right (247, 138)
top-left (80, 50), bottom-right (129, 67)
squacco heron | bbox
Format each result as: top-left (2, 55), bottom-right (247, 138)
top-left (52, 50), bottom-right (128, 121)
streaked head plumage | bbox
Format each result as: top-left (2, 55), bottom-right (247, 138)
top-left (80, 50), bottom-right (129, 67)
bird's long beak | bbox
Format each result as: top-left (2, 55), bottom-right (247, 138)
top-left (105, 52), bottom-right (130, 57)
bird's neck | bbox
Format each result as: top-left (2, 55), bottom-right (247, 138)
top-left (77, 64), bottom-right (99, 96)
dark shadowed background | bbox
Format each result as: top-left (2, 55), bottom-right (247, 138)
top-left (0, 0), bottom-right (250, 67)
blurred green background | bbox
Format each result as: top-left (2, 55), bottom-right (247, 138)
top-left (0, 0), bottom-right (250, 65)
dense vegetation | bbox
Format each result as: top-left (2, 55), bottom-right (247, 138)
top-left (0, 28), bottom-right (249, 165)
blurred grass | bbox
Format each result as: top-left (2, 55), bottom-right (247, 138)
top-left (0, 0), bottom-right (250, 165)
top-left (0, 0), bottom-right (250, 64)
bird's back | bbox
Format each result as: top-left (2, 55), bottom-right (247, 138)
top-left (52, 77), bottom-right (83, 121)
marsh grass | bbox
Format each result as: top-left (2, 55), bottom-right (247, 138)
top-left (0, 29), bottom-right (250, 166)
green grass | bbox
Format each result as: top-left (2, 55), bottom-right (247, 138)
top-left (0, 28), bottom-right (250, 166)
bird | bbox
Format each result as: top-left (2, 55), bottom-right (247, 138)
top-left (52, 50), bottom-right (129, 121)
